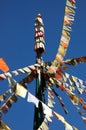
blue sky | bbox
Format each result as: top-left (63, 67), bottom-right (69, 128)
top-left (0, 0), bottom-right (86, 130)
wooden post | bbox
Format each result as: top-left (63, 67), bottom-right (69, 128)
top-left (33, 14), bottom-right (45, 130)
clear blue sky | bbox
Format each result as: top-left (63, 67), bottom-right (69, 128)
top-left (0, 0), bottom-right (86, 130)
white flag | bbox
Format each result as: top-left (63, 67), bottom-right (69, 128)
top-left (15, 83), bottom-right (27, 98)
top-left (27, 92), bottom-right (39, 108)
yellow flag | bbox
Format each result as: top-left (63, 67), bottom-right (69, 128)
top-left (0, 120), bottom-right (11, 130)
top-left (65, 6), bottom-right (75, 14)
top-left (62, 29), bottom-right (70, 40)
top-left (15, 83), bottom-right (27, 98)
top-left (58, 45), bottom-right (66, 57)
top-left (0, 94), bottom-right (6, 102)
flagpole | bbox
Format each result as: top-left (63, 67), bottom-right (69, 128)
top-left (33, 14), bottom-right (45, 130)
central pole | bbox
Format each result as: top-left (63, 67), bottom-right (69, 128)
top-left (33, 14), bottom-right (45, 130)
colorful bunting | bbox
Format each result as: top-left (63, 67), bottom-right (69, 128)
top-left (1, 0), bottom-right (86, 130)
top-left (0, 64), bottom-right (38, 80)
top-left (64, 56), bottom-right (86, 66)
top-left (48, 83), bottom-right (55, 108)
top-left (53, 110), bottom-right (78, 130)
top-left (53, 0), bottom-right (76, 65)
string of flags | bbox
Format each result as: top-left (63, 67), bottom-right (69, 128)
top-left (0, 76), bottom-right (78, 130)
top-left (0, 120), bottom-right (11, 130)
top-left (0, 59), bottom-right (86, 129)
top-left (46, 0), bottom-right (77, 74)
top-left (0, 63), bottom-right (39, 80)
top-left (0, 0), bottom-right (86, 130)
top-left (64, 56), bottom-right (86, 66)
top-left (52, 75), bottom-right (86, 124)
top-left (55, 0), bottom-right (76, 63)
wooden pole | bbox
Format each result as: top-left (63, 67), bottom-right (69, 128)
top-left (33, 14), bottom-right (45, 130)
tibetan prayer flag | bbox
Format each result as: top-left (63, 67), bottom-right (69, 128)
top-left (0, 58), bottom-right (9, 72)
top-left (66, 0), bottom-right (76, 8)
top-left (60, 41), bottom-right (69, 48)
top-left (8, 94), bottom-right (18, 103)
top-left (27, 91), bottom-right (39, 107)
top-left (63, 25), bottom-right (72, 31)
top-left (58, 45), bottom-right (66, 57)
top-left (53, 110), bottom-right (65, 123)
top-left (62, 30), bottom-right (70, 39)
top-left (0, 94), bottom-right (6, 102)
top-left (65, 6), bottom-right (75, 14)
top-left (1, 104), bottom-right (8, 114)
top-left (0, 120), bottom-right (11, 130)
top-left (15, 83), bottom-right (27, 98)
top-left (42, 102), bottom-right (53, 117)
top-left (64, 19), bottom-right (73, 25)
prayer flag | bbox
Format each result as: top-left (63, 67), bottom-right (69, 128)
top-left (0, 58), bottom-right (9, 72)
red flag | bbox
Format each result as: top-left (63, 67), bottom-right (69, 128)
top-left (0, 58), bottom-right (9, 72)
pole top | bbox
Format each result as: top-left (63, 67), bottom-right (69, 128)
top-left (37, 13), bottom-right (42, 18)
top-left (34, 14), bottom-right (45, 54)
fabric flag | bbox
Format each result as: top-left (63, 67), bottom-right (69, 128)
top-left (7, 73), bottom-right (17, 87)
top-left (15, 83), bottom-right (27, 98)
top-left (8, 94), bottom-right (18, 103)
top-left (0, 104), bottom-right (8, 114)
top-left (56, 53), bottom-right (63, 63)
top-left (64, 14), bottom-right (74, 22)
top-left (12, 66), bottom-right (31, 75)
top-left (52, 87), bottom-right (68, 114)
top-left (51, 0), bottom-right (76, 67)
top-left (1, 94), bottom-right (18, 114)
top-left (63, 25), bottom-right (72, 31)
top-left (27, 91), bottom-right (39, 108)
top-left (45, 115), bottom-right (52, 122)
top-left (0, 64), bottom-right (37, 80)
top-left (48, 86), bottom-right (55, 108)
top-left (66, 0), bottom-right (76, 9)
top-left (65, 72), bottom-right (70, 79)
top-left (58, 45), bottom-right (66, 57)
top-left (81, 116), bottom-right (86, 123)
top-left (42, 102), bottom-right (53, 118)
top-left (65, 6), bottom-right (75, 14)
top-left (64, 121), bottom-right (78, 130)
top-left (60, 41), bottom-right (69, 48)
top-left (34, 14), bottom-right (45, 53)
top-left (0, 58), bottom-right (9, 72)
top-left (23, 67), bottom-right (31, 73)
top-left (64, 19), bottom-right (73, 26)
top-left (53, 110), bottom-right (65, 123)
top-left (64, 56), bottom-right (86, 66)
top-left (0, 120), bottom-right (11, 130)
top-left (37, 120), bottom-right (49, 130)
top-left (64, 121), bottom-right (73, 130)
top-left (6, 100), bottom-right (12, 108)
top-left (70, 75), bottom-right (86, 94)
top-left (53, 110), bottom-right (78, 130)
top-left (0, 89), bottom-right (12, 102)
top-left (61, 35), bottom-right (70, 43)
top-left (0, 73), bottom-right (6, 80)
top-left (62, 30), bottom-right (70, 40)
top-left (0, 94), bottom-right (6, 102)
top-left (78, 79), bottom-right (83, 85)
